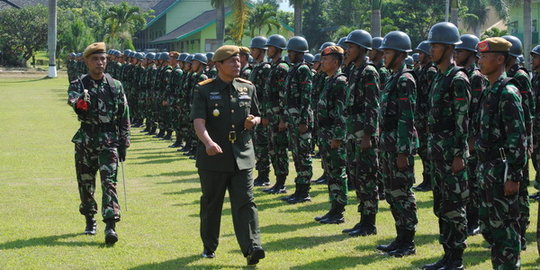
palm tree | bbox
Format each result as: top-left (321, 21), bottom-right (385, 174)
top-left (246, 3), bottom-right (280, 38)
top-left (462, 0), bottom-right (489, 37)
top-left (371, 0), bottom-right (381, 37)
top-left (524, 0), bottom-right (532, 69)
top-left (103, 2), bottom-right (148, 49)
top-left (228, 0), bottom-right (249, 44)
top-left (48, 0), bottom-right (57, 78)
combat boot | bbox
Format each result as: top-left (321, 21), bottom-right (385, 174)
top-left (141, 123), bottom-right (150, 133)
top-left (162, 130), bottom-right (172, 140)
top-left (84, 215), bottom-right (96, 235)
top-left (263, 175), bottom-right (287, 194)
top-left (169, 136), bottom-right (182, 148)
top-left (153, 129), bottom-right (165, 138)
top-left (376, 226), bottom-right (401, 252)
top-left (253, 170), bottom-right (270, 186)
top-left (146, 126), bottom-right (157, 135)
top-left (466, 207), bottom-right (480, 236)
top-left (529, 191), bottom-right (540, 201)
top-left (440, 248), bottom-right (464, 270)
top-left (315, 202), bottom-right (342, 221)
top-left (342, 216), bottom-right (362, 234)
top-left (349, 214), bottom-right (377, 237)
top-left (104, 221), bottom-right (118, 245)
top-left (319, 203), bottom-right (345, 224)
top-left (421, 246), bottom-right (450, 270)
top-left (387, 229), bottom-right (415, 257)
top-left (287, 184), bottom-right (311, 204)
top-left (413, 173), bottom-right (432, 191)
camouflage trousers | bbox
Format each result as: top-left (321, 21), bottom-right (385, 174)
top-left (533, 146), bottom-right (540, 190)
top-left (430, 159), bottom-right (468, 250)
top-left (319, 138), bottom-right (348, 205)
top-left (346, 138), bottom-right (379, 215)
top-left (518, 163), bottom-right (530, 247)
top-left (74, 144), bottom-right (121, 222)
top-left (287, 125), bottom-right (313, 184)
top-left (380, 151), bottom-right (418, 231)
top-left (254, 124), bottom-right (271, 173)
top-left (268, 125), bottom-right (289, 177)
top-left (467, 155), bottom-right (480, 226)
top-left (478, 159), bottom-right (521, 270)
top-left (417, 127), bottom-right (431, 182)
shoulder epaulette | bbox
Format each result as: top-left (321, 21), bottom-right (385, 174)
top-left (198, 78), bottom-right (215, 86)
top-left (235, 77), bottom-right (253, 85)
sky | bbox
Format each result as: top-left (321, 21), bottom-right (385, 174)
top-left (279, 0), bottom-right (293, 12)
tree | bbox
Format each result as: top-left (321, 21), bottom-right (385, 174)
top-left (211, 0), bottom-right (226, 47)
top-left (461, 0), bottom-right (489, 37)
top-left (103, 2), bottom-right (151, 50)
top-left (246, 3), bottom-right (281, 38)
top-left (524, 0), bottom-right (532, 69)
top-left (290, 0), bottom-right (311, 36)
top-left (0, 5), bottom-right (48, 66)
top-left (481, 27), bottom-right (508, 39)
top-left (303, 0), bottom-right (331, 51)
top-left (371, 0), bottom-right (382, 37)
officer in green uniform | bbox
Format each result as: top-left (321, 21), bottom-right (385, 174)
top-left (476, 37), bottom-right (526, 270)
top-left (191, 45), bottom-right (265, 265)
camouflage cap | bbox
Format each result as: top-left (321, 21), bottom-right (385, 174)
top-left (239, 46), bottom-right (251, 55)
top-left (83, 42), bottom-right (106, 58)
top-left (477, 37), bottom-right (512, 53)
top-left (212, 45), bottom-right (240, 62)
top-left (321, 45), bottom-right (344, 56)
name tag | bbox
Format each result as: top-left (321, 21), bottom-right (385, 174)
top-left (209, 95), bottom-right (222, 100)
top-left (239, 95), bottom-right (251, 100)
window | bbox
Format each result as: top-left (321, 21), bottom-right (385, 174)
top-left (534, 20), bottom-right (538, 32)
top-left (205, 39), bottom-right (219, 52)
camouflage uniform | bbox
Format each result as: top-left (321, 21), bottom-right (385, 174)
top-left (206, 66), bottom-right (218, 79)
top-left (283, 61), bottom-right (314, 185)
top-left (249, 61), bottom-right (272, 178)
top-left (67, 74), bottom-right (130, 222)
top-left (170, 66), bottom-right (184, 140)
top-left (188, 71), bottom-right (209, 151)
top-left (180, 71), bottom-right (194, 148)
top-left (476, 74), bottom-right (526, 269)
top-left (241, 64), bottom-right (253, 80)
top-left (532, 72), bottom-right (540, 192)
top-left (379, 64), bottom-right (418, 231)
top-left (264, 60), bottom-right (290, 179)
top-left (316, 70), bottom-right (349, 205)
top-left (346, 61), bottom-right (380, 216)
top-left (506, 64), bottom-right (532, 247)
top-left (427, 64), bottom-right (470, 252)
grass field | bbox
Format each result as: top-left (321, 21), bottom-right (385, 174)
top-left (0, 74), bottom-right (538, 269)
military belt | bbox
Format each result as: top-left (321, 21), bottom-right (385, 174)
top-left (228, 131), bottom-right (237, 143)
top-left (81, 123), bottom-right (116, 133)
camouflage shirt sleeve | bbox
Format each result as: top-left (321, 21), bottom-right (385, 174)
top-left (331, 75), bottom-right (349, 141)
top-left (115, 80), bottom-right (131, 147)
top-left (451, 72), bottom-right (471, 159)
top-left (297, 65), bottom-right (313, 125)
top-left (515, 70), bottom-right (534, 149)
top-left (363, 66), bottom-right (380, 136)
top-left (396, 72), bottom-right (417, 154)
top-left (501, 84), bottom-right (527, 181)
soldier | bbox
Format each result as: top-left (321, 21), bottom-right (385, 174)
top-left (261, 34), bottom-right (290, 194)
top-left (139, 53), bottom-right (154, 134)
top-left (187, 53), bottom-right (210, 159)
top-left (281, 36), bottom-right (314, 204)
top-left (423, 22), bottom-right (470, 270)
top-left (375, 31), bottom-right (418, 258)
top-left (248, 37), bottom-right (273, 186)
top-left (475, 37), bottom-right (526, 270)
top-left (168, 52), bottom-right (185, 148)
top-left (313, 45), bottom-right (349, 224)
top-left (180, 54), bottom-right (195, 155)
top-left (413, 41), bottom-right (437, 193)
top-left (206, 52), bottom-right (218, 78)
top-left (531, 45), bottom-right (540, 202)
top-left (341, 30), bottom-right (381, 237)
top-left (67, 42), bottom-right (130, 245)
top-left (454, 34), bottom-right (488, 237)
top-left (502, 35), bottom-right (533, 250)
top-left (191, 45), bottom-right (265, 265)
top-left (67, 52), bottom-right (77, 82)
top-left (239, 47), bottom-right (253, 79)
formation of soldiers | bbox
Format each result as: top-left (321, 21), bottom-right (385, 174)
top-left (66, 21), bottom-right (540, 269)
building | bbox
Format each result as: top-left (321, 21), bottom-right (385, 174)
top-left (135, 0), bottom-right (294, 52)
top-left (507, 1), bottom-right (540, 46)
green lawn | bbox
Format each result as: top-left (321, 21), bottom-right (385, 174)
top-left (0, 74), bottom-right (538, 269)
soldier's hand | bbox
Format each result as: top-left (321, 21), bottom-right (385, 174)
top-left (396, 153), bottom-right (408, 171)
top-left (360, 135), bottom-right (372, 151)
top-left (330, 140), bottom-right (341, 149)
top-left (83, 89), bottom-right (90, 103)
top-left (261, 118), bottom-right (269, 126)
top-left (299, 124), bottom-right (308, 134)
top-left (278, 120), bottom-right (287, 131)
top-left (205, 141), bottom-right (223, 156)
top-left (504, 180), bottom-right (520, 196)
top-left (451, 157), bottom-right (465, 174)
top-left (244, 115), bottom-right (257, 130)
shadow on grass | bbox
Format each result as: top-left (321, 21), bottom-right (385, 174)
top-left (290, 254), bottom-right (381, 270)
top-left (132, 158), bottom-right (179, 165)
top-left (0, 233), bottom-right (101, 250)
top-left (150, 170), bottom-right (198, 179)
top-left (260, 222), bottom-right (322, 234)
top-left (129, 254), bottom-right (241, 269)
top-left (264, 234), bottom-right (348, 251)
top-left (3, 76), bottom-right (49, 83)
top-left (522, 257), bottom-right (540, 269)
top-left (163, 187), bottom-right (200, 196)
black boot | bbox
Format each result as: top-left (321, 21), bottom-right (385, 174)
top-left (263, 175), bottom-right (287, 194)
top-left (313, 173), bottom-right (327, 185)
top-left (342, 216), bottom-right (362, 234)
top-left (421, 246), bottom-right (451, 270)
top-left (349, 214), bottom-right (377, 236)
top-left (387, 229), bottom-right (415, 257)
top-left (253, 170), bottom-right (270, 186)
top-left (441, 248), bottom-right (464, 270)
top-left (104, 221), bottom-right (118, 245)
top-left (153, 129), bottom-right (165, 138)
top-left (287, 184), bottom-right (311, 204)
top-left (162, 130), bottom-right (172, 140)
top-left (146, 126), bottom-right (157, 135)
top-left (319, 203), bottom-right (345, 224)
top-left (376, 226), bottom-right (401, 252)
top-left (141, 123), bottom-right (150, 133)
top-left (529, 191), bottom-right (540, 201)
top-left (467, 206), bottom-right (480, 236)
top-left (84, 215), bottom-right (96, 235)
top-left (413, 173), bottom-right (432, 191)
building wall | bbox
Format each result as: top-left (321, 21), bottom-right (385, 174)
top-left (508, 3), bottom-right (540, 45)
top-left (165, 0), bottom-right (213, 34)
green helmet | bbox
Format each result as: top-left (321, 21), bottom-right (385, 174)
top-left (502, 35), bottom-right (523, 57)
top-left (193, 53), bottom-right (208, 64)
top-left (372, 37), bottom-right (384, 51)
top-left (337, 37), bottom-right (348, 49)
top-left (250, 36), bottom-right (268, 49)
top-left (266, 34), bottom-right (287, 49)
top-left (455, 34), bottom-right (480, 52)
top-left (380, 31), bottom-right (412, 53)
top-left (286, 36), bottom-right (309, 53)
top-left (345, 30), bottom-right (372, 50)
top-left (314, 53), bottom-right (321, 62)
top-left (415, 41), bottom-right (431, 55)
top-left (304, 53), bottom-right (314, 64)
top-left (319, 42), bottom-right (336, 52)
top-left (427, 22), bottom-right (462, 45)
top-left (531, 45), bottom-right (540, 56)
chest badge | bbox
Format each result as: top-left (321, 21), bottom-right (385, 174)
top-left (213, 107), bottom-right (220, 117)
